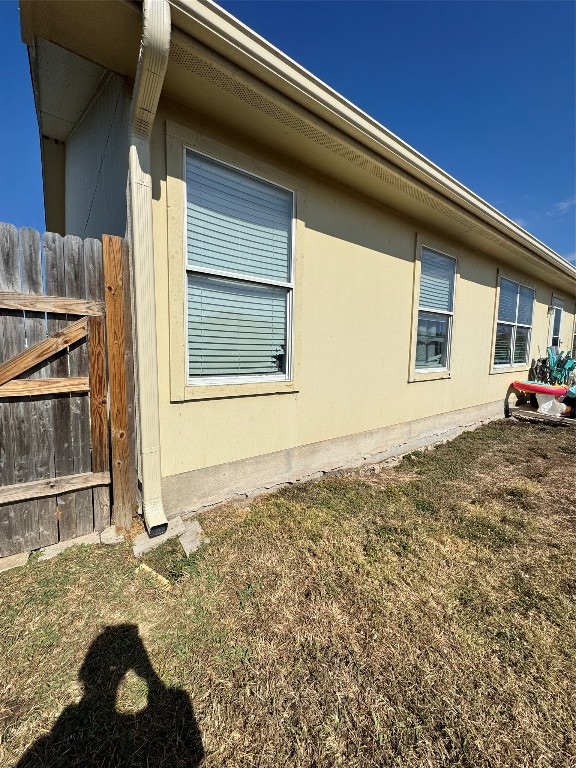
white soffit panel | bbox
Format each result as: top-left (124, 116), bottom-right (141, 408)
top-left (36, 39), bottom-right (106, 141)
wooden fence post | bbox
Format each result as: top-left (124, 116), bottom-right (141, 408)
top-left (103, 235), bottom-right (138, 532)
top-left (88, 314), bottom-right (110, 531)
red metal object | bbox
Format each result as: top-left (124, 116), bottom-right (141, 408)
top-left (512, 380), bottom-right (568, 396)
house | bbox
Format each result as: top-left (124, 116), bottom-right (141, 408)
top-left (20, 0), bottom-right (576, 536)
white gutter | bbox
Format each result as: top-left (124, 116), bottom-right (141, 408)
top-left (169, 0), bottom-right (575, 284)
top-left (127, 0), bottom-right (170, 536)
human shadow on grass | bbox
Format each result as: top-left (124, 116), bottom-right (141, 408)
top-left (16, 624), bottom-right (204, 767)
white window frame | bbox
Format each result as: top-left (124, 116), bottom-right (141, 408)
top-left (184, 147), bottom-right (295, 387)
top-left (415, 246), bottom-right (457, 374)
top-left (548, 295), bottom-right (564, 351)
top-left (493, 277), bottom-right (534, 368)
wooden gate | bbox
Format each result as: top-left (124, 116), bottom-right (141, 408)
top-left (0, 225), bottom-right (137, 557)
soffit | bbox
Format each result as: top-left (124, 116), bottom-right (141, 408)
top-left (20, 0), bottom-right (141, 78)
top-left (33, 40), bottom-right (106, 141)
top-left (21, 1), bottom-right (141, 141)
top-left (162, 34), bottom-right (575, 293)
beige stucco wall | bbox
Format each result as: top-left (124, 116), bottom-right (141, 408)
top-left (149, 99), bottom-right (575, 487)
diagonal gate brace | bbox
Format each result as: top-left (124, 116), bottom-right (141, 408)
top-left (0, 316), bottom-right (87, 387)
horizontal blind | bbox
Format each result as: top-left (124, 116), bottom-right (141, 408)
top-left (498, 278), bottom-right (518, 323)
top-left (514, 327), bottom-right (530, 364)
top-left (186, 150), bottom-right (292, 283)
top-left (494, 323), bottom-right (512, 365)
top-left (419, 248), bottom-right (455, 312)
top-left (517, 286), bottom-right (534, 326)
top-left (188, 275), bottom-right (287, 377)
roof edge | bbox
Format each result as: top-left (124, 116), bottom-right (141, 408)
top-left (168, 0), bottom-right (575, 282)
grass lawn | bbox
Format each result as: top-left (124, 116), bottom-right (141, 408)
top-left (1, 419), bottom-right (575, 767)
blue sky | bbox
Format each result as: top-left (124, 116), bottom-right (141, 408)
top-left (1, 0), bottom-right (574, 263)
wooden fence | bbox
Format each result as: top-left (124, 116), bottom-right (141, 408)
top-left (0, 224), bottom-right (137, 558)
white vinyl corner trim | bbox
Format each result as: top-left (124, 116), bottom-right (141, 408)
top-left (127, 0), bottom-right (170, 536)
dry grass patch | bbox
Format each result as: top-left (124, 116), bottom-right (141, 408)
top-left (1, 420), bottom-right (575, 767)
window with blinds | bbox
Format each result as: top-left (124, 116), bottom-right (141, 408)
top-left (185, 149), bottom-right (293, 382)
top-left (493, 278), bottom-right (534, 366)
top-left (415, 247), bottom-right (456, 370)
top-left (549, 296), bottom-right (563, 351)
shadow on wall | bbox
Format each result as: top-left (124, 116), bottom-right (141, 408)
top-left (16, 624), bottom-right (204, 768)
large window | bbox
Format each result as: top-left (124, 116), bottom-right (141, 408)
top-left (493, 278), bottom-right (534, 366)
top-left (185, 149), bottom-right (294, 384)
top-left (415, 247), bottom-right (456, 371)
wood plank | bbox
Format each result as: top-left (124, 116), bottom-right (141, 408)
top-left (103, 236), bottom-right (134, 532)
top-left (21, 228), bottom-right (57, 548)
top-left (64, 235), bottom-right (93, 538)
top-left (0, 227), bottom-right (40, 553)
top-left (18, 228), bottom-right (44, 551)
top-left (0, 317), bottom-right (88, 386)
top-left (0, 472), bottom-right (111, 505)
top-left (120, 236), bottom-right (139, 515)
top-left (87, 320), bottom-right (107, 464)
top-left (0, 378), bottom-right (89, 397)
top-left (0, 293), bottom-right (104, 316)
top-left (44, 232), bottom-right (75, 542)
top-left (0, 406), bottom-right (15, 555)
top-left (88, 315), bottom-right (110, 530)
top-left (85, 238), bottom-right (110, 531)
top-left (0, 222), bottom-right (20, 555)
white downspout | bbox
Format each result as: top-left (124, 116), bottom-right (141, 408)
top-left (127, 0), bottom-right (170, 536)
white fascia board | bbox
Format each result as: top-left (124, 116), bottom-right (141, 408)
top-left (169, 0), bottom-right (575, 283)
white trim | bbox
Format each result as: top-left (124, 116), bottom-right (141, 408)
top-left (185, 372), bottom-right (288, 387)
top-left (418, 306), bottom-right (454, 315)
top-left (186, 264), bottom-right (294, 290)
top-left (183, 145), bottom-right (295, 386)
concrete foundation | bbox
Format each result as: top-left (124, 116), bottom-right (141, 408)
top-left (162, 400), bottom-right (503, 518)
top-left (0, 552), bottom-right (29, 574)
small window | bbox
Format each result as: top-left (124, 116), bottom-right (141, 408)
top-left (415, 247), bottom-right (456, 371)
top-left (548, 296), bottom-right (564, 352)
top-left (493, 278), bottom-right (534, 366)
top-left (185, 149), bottom-right (294, 384)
